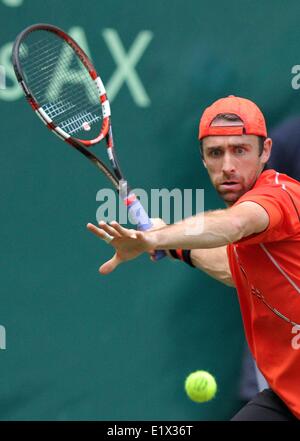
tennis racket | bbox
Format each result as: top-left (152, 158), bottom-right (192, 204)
top-left (12, 23), bottom-right (165, 260)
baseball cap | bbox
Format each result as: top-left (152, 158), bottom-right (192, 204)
top-left (198, 95), bottom-right (267, 140)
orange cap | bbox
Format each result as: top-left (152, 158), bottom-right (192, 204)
top-left (198, 95), bottom-right (267, 140)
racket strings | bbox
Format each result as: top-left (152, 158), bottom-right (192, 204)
top-left (22, 41), bottom-right (98, 104)
top-left (59, 110), bottom-right (101, 135)
top-left (19, 31), bottom-right (102, 138)
top-left (27, 66), bottom-right (99, 109)
top-left (21, 39), bottom-right (64, 71)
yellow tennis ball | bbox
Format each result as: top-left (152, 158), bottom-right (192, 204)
top-left (185, 370), bottom-right (217, 403)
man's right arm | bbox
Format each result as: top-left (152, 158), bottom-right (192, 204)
top-left (149, 218), bottom-right (235, 288)
top-left (190, 246), bottom-right (235, 287)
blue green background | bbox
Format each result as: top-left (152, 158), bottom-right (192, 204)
top-left (0, 0), bottom-right (299, 420)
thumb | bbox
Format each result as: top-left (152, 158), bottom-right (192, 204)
top-left (149, 250), bottom-right (156, 262)
top-left (99, 254), bottom-right (121, 275)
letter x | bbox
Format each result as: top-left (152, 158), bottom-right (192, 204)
top-left (103, 28), bottom-right (153, 107)
top-left (164, 427), bottom-right (172, 435)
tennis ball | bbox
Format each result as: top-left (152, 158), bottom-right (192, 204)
top-left (184, 370), bottom-right (217, 403)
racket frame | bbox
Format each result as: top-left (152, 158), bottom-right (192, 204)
top-left (13, 23), bottom-right (120, 188)
top-left (13, 23), bottom-right (166, 258)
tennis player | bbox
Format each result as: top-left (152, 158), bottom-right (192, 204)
top-left (87, 96), bottom-right (300, 421)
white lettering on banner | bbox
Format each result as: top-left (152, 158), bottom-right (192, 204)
top-left (102, 29), bottom-right (153, 106)
top-left (0, 325), bottom-right (6, 350)
top-left (1, 0), bottom-right (23, 6)
top-left (0, 27), bottom-right (153, 106)
top-left (0, 65), bottom-right (6, 89)
top-left (0, 42), bottom-right (22, 101)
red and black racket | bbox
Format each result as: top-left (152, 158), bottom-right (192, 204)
top-left (12, 23), bottom-right (165, 260)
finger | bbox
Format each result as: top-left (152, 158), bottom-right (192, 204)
top-left (87, 223), bottom-right (114, 243)
top-left (87, 223), bottom-right (105, 239)
top-left (98, 221), bottom-right (122, 238)
top-left (148, 249), bottom-right (157, 263)
top-left (99, 254), bottom-right (121, 275)
top-left (109, 221), bottom-right (137, 238)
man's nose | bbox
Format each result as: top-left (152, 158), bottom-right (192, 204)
top-left (222, 152), bottom-right (236, 174)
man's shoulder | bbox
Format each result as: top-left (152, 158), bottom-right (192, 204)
top-left (238, 169), bottom-right (300, 202)
top-left (233, 169), bottom-right (300, 228)
top-left (256, 169), bottom-right (299, 188)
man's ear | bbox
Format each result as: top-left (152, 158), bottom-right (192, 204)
top-left (262, 137), bottom-right (272, 164)
top-left (199, 141), bottom-right (206, 168)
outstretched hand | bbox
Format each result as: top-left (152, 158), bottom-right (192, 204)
top-left (86, 221), bottom-right (154, 275)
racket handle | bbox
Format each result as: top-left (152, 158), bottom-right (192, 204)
top-left (126, 196), bottom-right (166, 261)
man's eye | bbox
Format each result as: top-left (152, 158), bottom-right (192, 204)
top-left (210, 150), bottom-right (222, 157)
top-left (235, 147), bottom-right (245, 155)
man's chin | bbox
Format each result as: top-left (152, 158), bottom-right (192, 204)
top-left (216, 189), bottom-right (242, 205)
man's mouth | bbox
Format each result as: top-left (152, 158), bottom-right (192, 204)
top-left (219, 181), bottom-right (241, 190)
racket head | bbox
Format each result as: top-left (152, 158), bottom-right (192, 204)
top-left (12, 23), bottom-right (110, 146)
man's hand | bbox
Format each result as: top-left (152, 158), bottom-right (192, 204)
top-left (87, 221), bottom-right (154, 275)
top-left (147, 218), bottom-right (172, 261)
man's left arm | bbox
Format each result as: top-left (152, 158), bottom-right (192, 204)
top-left (148, 201), bottom-right (270, 250)
top-left (87, 201), bottom-right (270, 274)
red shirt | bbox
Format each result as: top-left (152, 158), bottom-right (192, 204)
top-left (227, 169), bottom-right (300, 418)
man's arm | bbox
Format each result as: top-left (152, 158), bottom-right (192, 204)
top-left (149, 219), bottom-right (235, 287)
top-left (149, 201), bottom-right (269, 250)
top-left (190, 247), bottom-right (235, 287)
top-left (87, 201), bottom-right (269, 274)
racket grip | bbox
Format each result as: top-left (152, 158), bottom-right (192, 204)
top-left (126, 196), bottom-right (166, 261)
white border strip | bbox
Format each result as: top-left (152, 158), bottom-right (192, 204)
top-left (102, 100), bottom-right (111, 118)
top-left (38, 107), bottom-right (53, 124)
top-left (95, 76), bottom-right (106, 96)
top-left (55, 126), bottom-right (70, 139)
top-left (35, 109), bottom-right (48, 125)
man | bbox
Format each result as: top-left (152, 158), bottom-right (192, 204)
top-left (87, 96), bottom-right (300, 421)
top-left (240, 115), bottom-right (300, 403)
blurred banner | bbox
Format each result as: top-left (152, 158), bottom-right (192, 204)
top-left (1, 0), bottom-right (299, 420)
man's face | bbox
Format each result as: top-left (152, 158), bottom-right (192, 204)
top-left (202, 134), bottom-right (271, 206)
